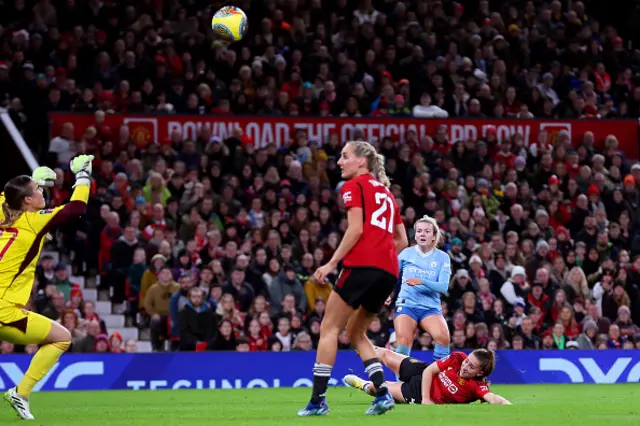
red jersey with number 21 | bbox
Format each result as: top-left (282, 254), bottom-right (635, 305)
top-left (431, 352), bottom-right (491, 404)
top-left (340, 173), bottom-right (402, 277)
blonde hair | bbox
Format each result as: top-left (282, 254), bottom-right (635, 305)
top-left (346, 140), bottom-right (391, 187)
top-left (0, 203), bottom-right (22, 227)
top-left (414, 215), bottom-right (443, 247)
top-left (1, 175), bottom-right (34, 227)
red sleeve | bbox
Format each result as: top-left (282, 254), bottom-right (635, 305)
top-left (473, 380), bottom-right (491, 400)
top-left (341, 180), bottom-right (362, 210)
top-left (436, 352), bottom-right (466, 371)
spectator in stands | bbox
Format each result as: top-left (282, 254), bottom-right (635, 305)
top-left (222, 267), bottom-right (255, 313)
top-left (109, 333), bottom-right (125, 354)
top-left (36, 255), bottom-right (56, 286)
top-left (267, 265), bottom-right (306, 316)
top-left (60, 309), bottom-right (84, 340)
top-left (110, 225), bottom-right (141, 304)
top-left (41, 291), bottom-right (66, 321)
top-left (577, 320), bottom-right (599, 349)
top-left (124, 341), bottom-right (137, 353)
top-left (144, 266), bottom-right (180, 352)
top-left (0, 342), bottom-right (14, 354)
top-left (292, 331), bottom-right (313, 351)
top-left (99, 212), bottom-right (122, 277)
top-left (95, 334), bottom-right (110, 353)
top-left (127, 248), bottom-right (148, 323)
top-left (210, 320), bottom-right (237, 351)
top-left (518, 317), bottom-right (540, 349)
top-left (179, 288), bottom-right (217, 351)
top-left (81, 301), bottom-right (107, 334)
top-left (170, 273), bottom-right (195, 347)
top-left (53, 263), bottom-right (74, 302)
top-left (139, 254), bottom-right (167, 310)
top-left (73, 320), bottom-right (101, 353)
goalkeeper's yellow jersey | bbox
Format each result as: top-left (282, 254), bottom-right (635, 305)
top-left (0, 185), bottom-right (89, 307)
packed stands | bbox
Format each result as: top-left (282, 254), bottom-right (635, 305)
top-left (1, 0), bottom-right (640, 354)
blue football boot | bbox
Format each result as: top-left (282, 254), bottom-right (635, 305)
top-left (365, 391), bottom-right (395, 415)
top-left (297, 398), bottom-right (330, 416)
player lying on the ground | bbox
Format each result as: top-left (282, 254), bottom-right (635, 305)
top-left (344, 347), bottom-right (511, 405)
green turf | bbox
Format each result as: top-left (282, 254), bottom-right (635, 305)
top-left (1, 385), bottom-right (638, 425)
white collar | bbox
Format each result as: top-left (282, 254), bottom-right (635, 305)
top-left (415, 245), bottom-right (435, 257)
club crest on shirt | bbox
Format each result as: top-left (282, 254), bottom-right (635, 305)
top-left (458, 378), bottom-right (466, 386)
top-left (342, 191), bottom-right (352, 203)
top-left (430, 261), bottom-right (437, 268)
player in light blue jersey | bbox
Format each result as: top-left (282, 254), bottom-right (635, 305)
top-left (393, 215), bottom-right (452, 363)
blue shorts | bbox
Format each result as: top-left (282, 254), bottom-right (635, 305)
top-left (394, 305), bottom-right (441, 323)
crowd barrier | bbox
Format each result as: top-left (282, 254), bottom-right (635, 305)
top-left (48, 113), bottom-right (640, 158)
top-left (0, 350), bottom-right (638, 392)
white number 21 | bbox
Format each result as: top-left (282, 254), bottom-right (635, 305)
top-left (370, 192), bottom-right (394, 233)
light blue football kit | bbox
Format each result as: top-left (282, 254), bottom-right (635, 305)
top-left (394, 245), bottom-right (452, 361)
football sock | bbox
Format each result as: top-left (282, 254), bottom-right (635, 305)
top-left (363, 358), bottom-right (388, 397)
top-left (433, 343), bottom-right (450, 362)
top-left (310, 363), bottom-right (332, 404)
top-left (395, 344), bottom-right (411, 357)
top-left (18, 341), bottom-right (70, 398)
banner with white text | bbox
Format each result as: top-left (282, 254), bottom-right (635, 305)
top-left (0, 350), bottom-right (638, 392)
top-left (48, 114), bottom-right (640, 159)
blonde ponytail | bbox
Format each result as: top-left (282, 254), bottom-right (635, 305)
top-left (346, 140), bottom-right (391, 187)
top-left (372, 153), bottom-right (391, 187)
top-left (0, 202), bottom-right (22, 227)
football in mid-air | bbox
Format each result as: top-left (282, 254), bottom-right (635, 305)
top-left (211, 6), bottom-right (248, 42)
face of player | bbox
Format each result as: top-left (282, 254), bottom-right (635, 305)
top-left (415, 222), bottom-right (436, 249)
top-left (337, 144), bottom-right (365, 180)
top-left (459, 353), bottom-right (485, 379)
top-left (24, 180), bottom-right (46, 210)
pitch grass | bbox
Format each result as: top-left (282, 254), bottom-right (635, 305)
top-left (1, 385), bottom-right (639, 425)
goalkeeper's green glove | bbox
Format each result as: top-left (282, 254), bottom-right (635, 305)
top-left (69, 154), bottom-right (94, 187)
top-left (32, 166), bottom-right (56, 187)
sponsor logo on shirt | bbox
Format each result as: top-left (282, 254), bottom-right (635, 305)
top-left (438, 372), bottom-right (459, 394)
top-left (39, 209), bottom-right (54, 215)
top-left (342, 191), bottom-right (352, 204)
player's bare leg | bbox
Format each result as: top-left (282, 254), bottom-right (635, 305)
top-left (4, 318), bottom-right (71, 420)
top-left (347, 308), bottom-right (395, 415)
top-left (374, 346), bottom-right (411, 377)
top-left (299, 292), bottom-right (354, 416)
top-left (420, 315), bottom-right (450, 361)
top-left (394, 314), bottom-right (418, 357)
top-left (344, 376), bottom-right (406, 403)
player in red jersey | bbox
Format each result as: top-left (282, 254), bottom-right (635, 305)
top-left (344, 347), bottom-right (511, 405)
top-left (299, 140), bottom-right (408, 417)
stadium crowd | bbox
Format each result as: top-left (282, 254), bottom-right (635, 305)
top-left (0, 0), bottom-right (640, 354)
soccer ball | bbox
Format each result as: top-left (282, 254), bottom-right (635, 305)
top-left (211, 6), bottom-right (248, 42)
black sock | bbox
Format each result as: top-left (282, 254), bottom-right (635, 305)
top-left (363, 358), bottom-right (388, 397)
top-left (311, 363), bottom-right (332, 404)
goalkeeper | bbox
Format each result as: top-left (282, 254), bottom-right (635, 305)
top-left (0, 155), bottom-right (94, 420)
